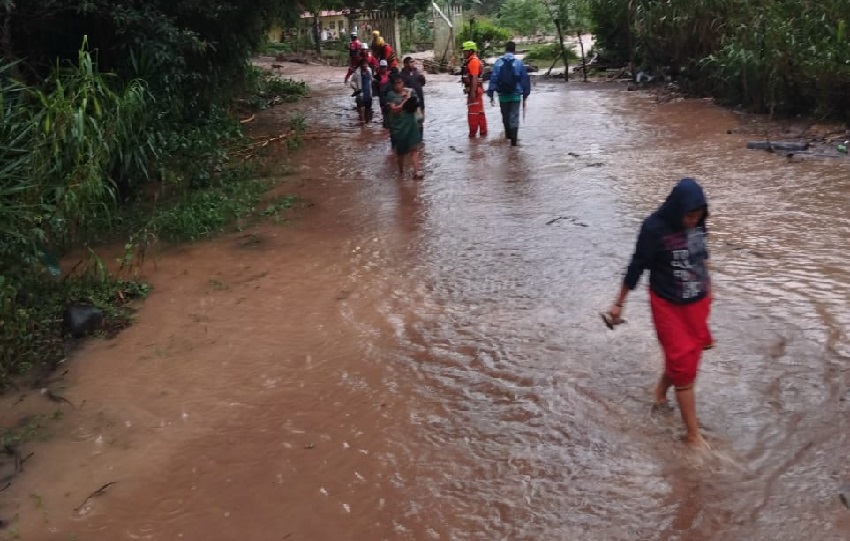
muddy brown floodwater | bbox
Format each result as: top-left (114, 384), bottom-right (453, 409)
top-left (2, 62), bottom-right (849, 541)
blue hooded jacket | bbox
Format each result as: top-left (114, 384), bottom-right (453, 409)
top-left (623, 178), bottom-right (710, 304)
top-left (486, 52), bottom-right (531, 102)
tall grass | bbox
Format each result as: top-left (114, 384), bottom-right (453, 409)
top-left (0, 37), bottom-right (309, 388)
top-left (590, 0), bottom-right (850, 118)
top-left (27, 39), bottom-right (155, 246)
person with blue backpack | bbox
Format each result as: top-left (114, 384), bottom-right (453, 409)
top-left (487, 41), bottom-right (531, 146)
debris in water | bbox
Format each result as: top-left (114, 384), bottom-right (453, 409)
top-left (840, 483), bottom-right (850, 509)
top-left (746, 140), bottom-right (809, 152)
top-left (40, 388), bottom-right (75, 408)
top-left (74, 481), bottom-right (117, 514)
top-left (546, 216), bottom-right (589, 227)
top-left (319, 487), bottom-right (328, 496)
top-left (355, 472), bottom-right (365, 481)
top-left (304, 443), bottom-right (315, 449)
top-left (342, 503), bottom-right (351, 513)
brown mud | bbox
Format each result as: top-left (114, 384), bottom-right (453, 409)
top-left (1, 60), bottom-right (848, 541)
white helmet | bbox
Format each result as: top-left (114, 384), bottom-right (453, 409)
top-left (360, 42), bottom-right (369, 50)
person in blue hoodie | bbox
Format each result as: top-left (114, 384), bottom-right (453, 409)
top-left (487, 41), bottom-right (531, 146)
top-left (605, 177), bottom-right (714, 449)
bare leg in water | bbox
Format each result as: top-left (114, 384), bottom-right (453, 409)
top-left (654, 374), bottom-right (673, 405)
top-left (411, 147), bottom-right (422, 179)
top-left (675, 384), bottom-right (709, 449)
top-left (396, 153), bottom-right (405, 176)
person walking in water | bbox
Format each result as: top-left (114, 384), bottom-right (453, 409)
top-left (343, 31), bottom-right (362, 83)
top-left (385, 74), bottom-right (424, 180)
top-left (487, 41), bottom-right (530, 146)
top-left (604, 177), bottom-right (714, 449)
top-left (350, 60), bottom-right (373, 124)
top-left (461, 41), bottom-right (487, 138)
top-left (400, 56), bottom-right (426, 135)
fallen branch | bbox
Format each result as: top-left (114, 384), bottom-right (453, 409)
top-left (544, 56), bottom-right (559, 79)
top-left (232, 130), bottom-right (298, 159)
top-left (74, 481), bottom-right (117, 513)
top-left (239, 114), bottom-right (256, 124)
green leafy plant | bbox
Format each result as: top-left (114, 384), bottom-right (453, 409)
top-left (525, 42), bottom-right (579, 62)
top-left (457, 18), bottom-right (512, 58)
top-left (499, 0), bottom-right (554, 37)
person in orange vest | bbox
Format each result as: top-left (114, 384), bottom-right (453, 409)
top-left (371, 30), bottom-right (398, 69)
top-left (461, 41), bottom-right (487, 138)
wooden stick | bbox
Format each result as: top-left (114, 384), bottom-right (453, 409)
top-left (74, 482), bottom-right (117, 513)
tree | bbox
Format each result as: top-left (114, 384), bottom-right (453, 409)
top-left (540, 0), bottom-right (572, 80)
top-left (538, 0), bottom-right (593, 80)
top-left (498, 0), bottom-right (552, 39)
top-left (3, 0), bottom-right (301, 107)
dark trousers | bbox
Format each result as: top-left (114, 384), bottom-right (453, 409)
top-left (499, 100), bottom-right (521, 145)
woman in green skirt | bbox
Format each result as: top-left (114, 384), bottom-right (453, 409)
top-left (386, 74), bottom-right (424, 180)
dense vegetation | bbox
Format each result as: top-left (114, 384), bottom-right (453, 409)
top-left (456, 0), bottom-right (850, 117)
top-left (596, 0), bottom-right (850, 118)
top-left (0, 1), bottom-right (309, 388)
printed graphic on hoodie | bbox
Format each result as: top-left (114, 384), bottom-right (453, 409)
top-left (664, 228), bottom-right (709, 300)
top-left (623, 177), bottom-right (711, 305)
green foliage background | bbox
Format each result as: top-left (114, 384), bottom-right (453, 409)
top-left (0, 1), bottom-right (309, 387)
top-left (588, 0), bottom-right (850, 117)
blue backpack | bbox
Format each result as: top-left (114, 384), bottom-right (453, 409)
top-left (498, 57), bottom-right (518, 95)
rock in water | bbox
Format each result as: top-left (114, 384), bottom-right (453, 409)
top-left (63, 304), bottom-right (103, 338)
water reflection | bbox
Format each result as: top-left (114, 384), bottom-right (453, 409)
top-left (332, 76), bottom-right (850, 540)
top-left (12, 72), bottom-right (847, 540)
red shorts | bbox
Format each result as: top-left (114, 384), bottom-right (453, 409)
top-left (649, 291), bottom-right (712, 388)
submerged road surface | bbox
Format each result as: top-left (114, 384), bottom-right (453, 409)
top-left (2, 66), bottom-right (848, 540)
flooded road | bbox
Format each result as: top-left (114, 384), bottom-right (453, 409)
top-left (2, 64), bottom-right (849, 540)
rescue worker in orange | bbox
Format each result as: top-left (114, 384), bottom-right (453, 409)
top-left (461, 41), bottom-right (487, 138)
top-left (371, 30), bottom-right (398, 69)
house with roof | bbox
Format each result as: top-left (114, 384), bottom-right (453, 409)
top-left (267, 8), bottom-right (400, 52)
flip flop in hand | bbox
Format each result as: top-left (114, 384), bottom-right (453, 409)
top-left (600, 311), bottom-right (625, 330)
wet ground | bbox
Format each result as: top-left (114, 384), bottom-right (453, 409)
top-left (1, 62), bottom-right (849, 540)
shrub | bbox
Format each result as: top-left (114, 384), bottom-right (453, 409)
top-left (524, 42), bottom-right (579, 62)
top-left (456, 18), bottom-right (512, 58)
